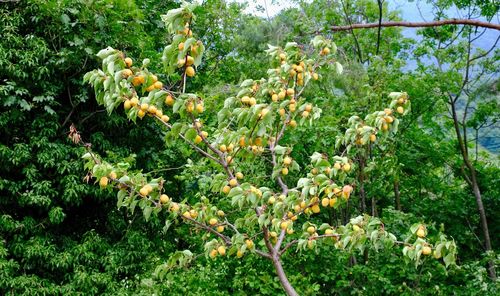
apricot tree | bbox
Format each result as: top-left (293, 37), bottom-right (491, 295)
top-left (82, 3), bottom-right (457, 295)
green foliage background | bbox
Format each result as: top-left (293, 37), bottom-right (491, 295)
top-left (0, 0), bottom-right (498, 295)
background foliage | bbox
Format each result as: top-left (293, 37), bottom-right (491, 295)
top-left (0, 0), bottom-right (498, 295)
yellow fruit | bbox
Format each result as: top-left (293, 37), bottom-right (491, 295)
top-left (281, 167), bottom-right (289, 175)
top-left (217, 245), bottom-right (226, 256)
top-left (268, 196), bottom-right (275, 204)
top-left (342, 185), bottom-right (353, 199)
top-left (177, 59), bottom-right (185, 67)
top-left (302, 110), bottom-right (309, 117)
top-left (333, 162), bottom-right (341, 170)
top-left (170, 202), bottom-right (180, 212)
top-left (178, 42), bottom-right (184, 51)
top-left (325, 229), bottom-right (334, 235)
top-left (228, 178), bottom-right (237, 187)
top-left (278, 90), bottom-right (286, 100)
top-left (279, 53), bottom-right (286, 60)
top-left (160, 194), bottom-right (170, 204)
top-left (209, 218), bottom-right (218, 226)
top-left (195, 104), bottom-right (204, 114)
top-left (220, 144), bottom-right (227, 152)
top-left (139, 187), bottom-right (149, 196)
top-left (140, 103), bottom-right (149, 111)
top-left (186, 66), bottom-right (195, 77)
top-left (156, 109), bottom-right (163, 117)
top-left (124, 57), bottom-right (133, 67)
top-left (249, 97), bottom-right (256, 106)
top-left (307, 226), bottom-right (316, 234)
top-left (122, 69), bottom-right (133, 78)
top-left (417, 227), bottom-right (426, 238)
top-left (296, 65), bottom-right (303, 73)
top-left (226, 156), bottom-right (233, 164)
top-left (286, 88), bottom-right (295, 96)
top-left (227, 143), bottom-right (234, 152)
top-left (321, 47), bottom-right (330, 55)
top-left (385, 116), bottom-right (394, 123)
top-left (123, 99), bottom-right (132, 110)
top-left (245, 239), bottom-right (254, 249)
top-left (209, 249), bottom-right (218, 259)
top-left (398, 98), bottom-right (406, 104)
top-left (154, 81), bottom-right (163, 89)
top-left (237, 249), bottom-right (244, 258)
top-left (289, 120), bottom-right (297, 128)
top-left (182, 211), bottom-right (191, 219)
top-left (311, 204), bottom-right (320, 213)
top-left (287, 228), bottom-right (294, 234)
top-left (397, 106), bottom-right (404, 114)
top-left (165, 95), bottom-right (174, 106)
top-left (194, 135), bottom-right (202, 144)
top-left (329, 197), bottom-right (337, 207)
top-left (130, 97), bottom-right (139, 106)
top-left (161, 115), bottom-right (170, 122)
top-left (270, 231), bottom-right (278, 238)
top-left (186, 55), bottom-right (195, 66)
top-left (384, 108), bottom-right (393, 115)
top-left (343, 163), bottom-right (351, 172)
top-left (312, 73), bottom-right (319, 80)
top-left (235, 172), bottom-right (244, 180)
top-left (279, 108), bottom-right (286, 117)
top-left (216, 225), bottom-right (225, 232)
top-left (271, 93), bottom-right (279, 102)
top-left (151, 75), bottom-right (158, 82)
top-left (217, 210), bottom-right (225, 217)
top-left (99, 176), bottom-right (109, 188)
top-left (304, 104), bottom-right (312, 112)
top-left (288, 103), bottom-right (296, 113)
top-left (353, 224), bottom-right (361, 232)
top-left (321, 198), bottom-right (330, 207)
top-left (201, 131), bottom-right (208, 138)
top-left (370, 134), bottom-right (376, 142)
top-left (132, 75), bottom-right (144, 86)
top-left (109, 171), bottom-right (117, 180)
top-left (190, 210), bottom-right (198, 219)
top-left (148, 105), bottom-right (157, 115)
top-left (138, 110), bottom-right (146, 119)
top-left (422, 246), bottom-right (432, 255)
top-left (283, 156), bottom-right (292, 165)
top-left (280, 221), bottom-right (289, 230)
top-left (300, 201), bottom-right (306, 209)
top-left (382, 123), bottom-right (389, 131)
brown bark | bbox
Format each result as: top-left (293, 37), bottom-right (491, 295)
top-left (358, 155), bottom-right (367, 213)
top-left (450, 100), bottom-right (496, 280)
top-left (331, 19), bottom-right (500, 31)
top-left (271, 255), bottom-right (298, 296)
top-left (394, 180), bottom-right (401, 211)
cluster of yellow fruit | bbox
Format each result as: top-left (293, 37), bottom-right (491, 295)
top-left (415, 225), bottom-right (433, 255)
top-left (222, 172), bottom-right (244, 194)
top-left (185, 99), bottom-right (204, 113)
top-left (121, 57), bottom-right (164, 92)
top-left (281, 156), bottom-right (293, 176)
top-left (175, 22), bottom-right (197, 77)
top-left (319, 46), bottom-right (331, 56)
top-left (98, 171), bottom-right (119, 188)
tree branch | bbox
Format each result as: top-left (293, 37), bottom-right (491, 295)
top-left (330, 19), bottom-right (500, 31)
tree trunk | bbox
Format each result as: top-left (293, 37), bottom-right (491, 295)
top-left (394, 180), bottom-right (401, 211)
top-left (470, 168), bottom-right (496, 279)
top-left (450, 99), bottom-right (496, 280)
top-left (358, 156), bottom-right (367, 213)
top-left (271, 255), bottom-right (298, 296)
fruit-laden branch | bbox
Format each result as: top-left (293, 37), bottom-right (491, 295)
top-left (330, 19), bottom-right (500, 31)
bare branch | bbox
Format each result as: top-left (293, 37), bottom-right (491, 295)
top-left (330, 19), bottom-right (500, 32)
